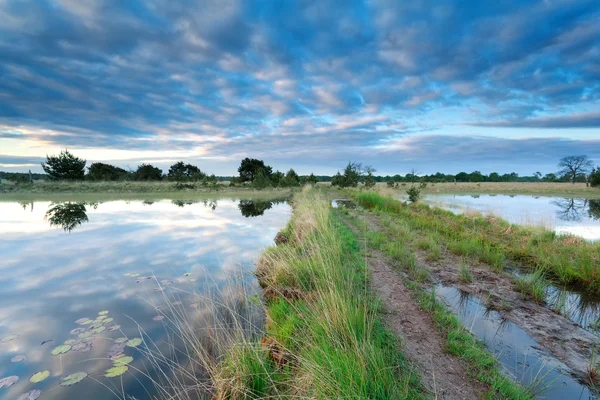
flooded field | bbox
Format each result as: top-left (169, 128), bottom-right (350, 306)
top-left (424, 194), bottom-right (600, 241)
top-left (0, 197), bottom-right (291, 399)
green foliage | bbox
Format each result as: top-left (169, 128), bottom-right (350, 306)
top-left (42, 149), bottom-right (86, 180)
top-left (364, 167), bottom-right (376, 188)
top-left (515, 271), bottom-right (548, 303)
top-left (134, 163), bottom-right (163, 181)
top-left (87, 162), bottom-right (130, 181)
top-left (590, 167), bottom-right (600, 188)
top-left (251, 168), bottom-right (273, 189)
top-left (238, 199), bottom-right (273, 217)
top-left (558, 155), bottom-right (594, 184)
top-left (45, 202), bottom-right (89, 232)
top-left (405, 185), bottom-right (421, 203)
top-left (270, 170), bottom-right (284, 186)
top-left (238, 158), bottom-right (273, 183)
top-left (167, 161), bottom-right (206, 182)
top-left (331, 162), bottom-right (371, 188)
top-left (280, 169), bottom-right (300, 187)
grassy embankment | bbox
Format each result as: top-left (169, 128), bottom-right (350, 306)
top-left (208, 188), bottom-right (426, 399)
top-left (0, 180), bottom-right (233, 194)
top-left (353, 191), bottom-right (600, 294)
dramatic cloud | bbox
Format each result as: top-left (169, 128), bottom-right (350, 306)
top-left (0, 0), bottom-right (599, 174)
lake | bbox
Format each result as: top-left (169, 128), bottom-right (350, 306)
top-left (423, 194), bottom-right (600, 241)
top-left (0, 196), bottom-right (291, 399)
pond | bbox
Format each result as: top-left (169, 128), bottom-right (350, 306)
top-left (0, 196), bottom-right (291, 399)
top-left (423, 194), bottom-right (600, 241)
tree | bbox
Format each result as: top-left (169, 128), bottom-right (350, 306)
top-left (280, 169), bottom-right (300, 187)
top-left (41, 149), bottom-right (86, 180)
top-left (238, 158), bottom-right (273, 183)
top-left (45, 202), bottom-right (89, 232)
top-left (558, 155), bottom-right (594, 184)
top-left (251, 168), bottom-right (272, 189)
top-left (167, 161), bottom-right (206, 182)
top-left (364, 166), bottom-right (376, 188)
top-left (271, 171), bottom-right (284, 186)
top-left (134, 164), bottom-right (163, 181)
top-left (87, 162), bottom-right (129, 181)
top-left (590, 167), bottom-right (600, 188)
top-left (306, 173), bottom-right (318, 185)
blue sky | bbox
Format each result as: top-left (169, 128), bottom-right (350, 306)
top-left (0, 0), bottom-right (599, 176)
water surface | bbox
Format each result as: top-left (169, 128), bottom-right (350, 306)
top-left (0, 197), bottom-right (291, 399)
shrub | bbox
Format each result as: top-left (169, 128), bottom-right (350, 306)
top-left (41, 149), bottom-right (86, 180)
top-left (406, 185), bottom-right (421, 203)
top-left (87, 162), bottom-right (130, 181)
top-left (591, 167), bottom-right (600, 188)
top-left (134, 164), bottom-right (163, 181)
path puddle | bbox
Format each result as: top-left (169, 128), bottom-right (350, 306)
top-left (436, 285), bottom-right (598, 399)
top-left (331, 199), bottom-right (357, 209)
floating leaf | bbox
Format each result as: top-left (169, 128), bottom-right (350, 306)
top-left (113, 355), bottom-right (133, 366)
top-left (0, 376), bottom-right (18, 388)
top-left (189, 278), bottom-right (197, 282)
top-left (98, 310), bottom-right (108, 315)
top-left (11, 355), bottom-right (26, 362)
top-left (17, 390), bottom-right (41, 400)
top-left (126, 338), bottom-right (142, 348)
top-left (114, 337), bottom-right (128, 344)
top-left (72, 342), bottom-right (92, 352)
top-left (102, 318), bottom-right (114, 324)
top-left (96, 316), bottom-right (107, 321)
top-left (89, 323), bottom-right (103, 330)
top-left (78, 331), bottom-right (93, 339)
top-left (75, 318), bottom-right (91, 325)
top-left (30, 370), bottom-right (50, 383)
top-left (153, 316), bottom-right (164, 321)
top-left (108, 325), bottom-right (121, 332)
top-left (70, 328), bottom-right (86, 335)
top-left (105, 365), bottom-right (128, 377)
top-left (91, 326), bottom-right (106, 334)
top-left (107, 343), bottom-right (126, 358)
top-left (51, 344), bottom-right (71, 356)
top-left (64, 339), bottom-right (80, 345)
top-left (0, 334), bottom-right (18, 343)
top-left (81, 319), bottom-right (94, 325)
top-left (59, 372), bottom-right (87, 386)
top-left (124, 273), bottom-right (132, 277)
top-left (81, 336), bottom-right (95, 343)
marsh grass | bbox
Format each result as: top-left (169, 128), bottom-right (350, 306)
top-left (459, 258), bottom-right (473, 283)
top-left (354, 192), bottom-right (600, 293)
top-left (515, 271), bottom-right (548, 304)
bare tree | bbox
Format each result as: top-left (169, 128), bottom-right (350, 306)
top-left (558, 155), bottom-right (594, 184)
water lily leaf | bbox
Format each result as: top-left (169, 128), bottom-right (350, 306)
top-left (0, 334), bottom-right (18, 343)
top-left (98, 310), bottom-right (108, 315)
top-left (153, 316), bottom-right (164, 321)
top-left (113, 355), bottom-right (133, 366)
top-left (30, 370), bottom-right (50, 383)
top-left (59, 372), bottom-right (87, 386)
top-left (114, 337), bottom-right (128, 344)
top-left (81, 336), bottom-right (95, 343)
top-left (96, 315), bottom-right (107, 321)
top-left (124, 273), bottom-right (132, 277)
top-left (126, 338), bottom-right (142, 348)
top-left (107, 324), bottom-right (121, 332)
top-left (91, 326), bottom-right (106, 334)
top-left (93, 319), bottom-right (104, 324)
top-left (102, 318), bottom-right (114, 324)
top-left (72, 342), bottom-right (92, 352)
top-left (105, 365), bottom-right (128, 377)
top-left (75, 317), bottom-right (91, 324)
top-left (64, 339), bottom-right (80, 345)
top-left (89, 323), bottom-right (103, 330)
top-left (80, 319), bottom-right (94, 325)
top-left (70, 327), bottom-right (87, 335)
top-left (78, 331), bottom-right (93, 339)
top-left (11, 355), bottom-right (26, 362)
top-left (107, 343), bottom-right (126, 358)
top-left (51, 344), bottom-right (71, 356)
top-left (131, 273), bottom-right (140, 277)
top-left (17, 389), bottom-right (41, 400)
top-left (0, 376), bottom-right (18, 388)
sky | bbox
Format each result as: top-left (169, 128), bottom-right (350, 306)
top-left (0, 0), bottom-right (599, 176)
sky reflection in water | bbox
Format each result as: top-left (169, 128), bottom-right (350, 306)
top-left (0, 198), bottom-right (291, 399)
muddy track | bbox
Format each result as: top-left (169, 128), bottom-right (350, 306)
top-left (340, 213), bottom-right (487, 399)
top-left (353, 209), bottom-right (599, 388)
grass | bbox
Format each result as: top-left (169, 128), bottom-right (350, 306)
top-left (353, 191), bottom-right (600, 294)
top-left (515, 271), bottom-right (549, 304)
top-left (459, 258), bottom-right (473, 283)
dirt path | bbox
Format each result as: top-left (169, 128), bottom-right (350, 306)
top-left (341, 214), bottom-right (487, 399)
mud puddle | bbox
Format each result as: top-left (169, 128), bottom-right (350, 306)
top-left (331, 199), bottom-right (357, 209)
top-left (436, 285), bottom-right (598, 399)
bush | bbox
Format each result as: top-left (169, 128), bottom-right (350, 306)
top-left (167, 161), bottom-right (206, 182)
top-left (87, 162), bottom-right (130, 181)
top-left (134, 164), bottom-right (163, 181)
top-left (591, 167), bottom-right (600, 188)
top-left (42, 149), bottom-right (86, 180)
top-left (406, 186), bottom-right (421, 203)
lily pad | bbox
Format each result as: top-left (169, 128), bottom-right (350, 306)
top-left (96, 316), bottom-right (107, 322)
top-left (51, 344), bottom-right (71, 356)
top-left (91, 326), bottom-right (106, 334)
top-left (72, 342), bottom-right (93, 352)
top-left (0, 334), bottom-right (18, 343)
top-left (114, 337), bottom-right (128, 344)
top-left (30, 370), bottom-right (50, 383)
top-left (17, 390), bottom-right (41, 400)
top-left (0, 376), bottom-right (18, 388)
top-left (75, 318), bottom-right (91, 325)
top-left (153, 316), bottom-right (164, 321)
top-left (126, 338), bottom-right (142, 348)
top-left (81, 336), bottom-right (95, 343)
top-left (113, 355), bottom-right (133, 366)
top-left (64, 339), bottom-right (80, 345)
top-left (102, 318), bottom-right (114, 324)
top-left (11, 355), bottom-right (26, 362)
top-left (59, 372), bottom-right (87, 386)
top-left (131, 273), bottom-right (140, 277)
top-left (80, 319), bottom-right (94, 325)
top-left (107, 324), bottom-right (121, 332)
top-left (107, 343), bottom-right (126, 358)
top-left (70, 328), bottom-right (87, 335)
top-left (78, 331), bottom-right (93, 339)
top-left (98, 311), bottom-right (109, 315)
top-left (105, 365), bottom-right (128, 377)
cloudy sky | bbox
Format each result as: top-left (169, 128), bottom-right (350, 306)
top-left (1, 0), bottom-right (599, 176)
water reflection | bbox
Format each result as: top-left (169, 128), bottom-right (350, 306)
top-left (552, 198), bottom-right (592, 222)
top-left (238, 199), bottom-right (287, 217)
top-left (45, 203), bottom-right (91, 232)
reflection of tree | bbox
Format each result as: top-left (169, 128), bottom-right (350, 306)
top-left (19, 202), bottom-right (34, 212)
top-left (552, 198), bottom-right (588, 221)
top-left (45, 203), bottom-right (89, 232)
top-left (171, 200), bottom-right (198, 208)
top-left (238, 200), bottom-right (273, 217)
top-left (589, 200), bottom-right (600, 221)
top-left (202, 200), bottom-right (218, 211)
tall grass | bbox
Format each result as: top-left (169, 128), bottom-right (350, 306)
top-left (354, 192), bottom-right (600, 293)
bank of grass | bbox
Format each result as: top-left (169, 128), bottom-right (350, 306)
top-left (354, 191), bottom-right (600, 293)
top-left (341, 209), bottom-right (532, 399)
top-left (211, 188), bottom-right (425, 399)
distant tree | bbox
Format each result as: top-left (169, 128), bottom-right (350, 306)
top-left (306, 173), bottom-right (318, 185)
top-left (41, 150), bottom-right (86, 180)
top-left (280, 169), bottom-right (300, 187)
top-left (134, 164), bottom-right (163, 181)
top-left (468, 171), bottom-right (485, 182)
top-left (558, 155), bottom-right (594, 184)
top-left (271, 171), bottom-right (284, 186)
top-left (488, 172), bottom-right (501, 182)
top-left (87, 162), bottom-right (129, 181)
top-left (251, 168), bottom-right (272, 189)
top-left (590, 167), bottom-right (600, 188)
top-left (238, 158), bottom-right (273, 183)
top-left (542, 173), bottom-right (558, 182)
top-left (364, 166), bottom-right (376, 188)
top-left (167, 161), bottom-right (206, 182)
top-left (406, 186), bottom-right (421, 203)
top-left (534, 171), bottom-right (542, 180)
top-left (455, 172), bottom-right (469, 182)
top-left (331, 162), bottom-right (362, 188)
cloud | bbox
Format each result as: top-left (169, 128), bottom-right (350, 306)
top-left (0, 0), bottom-right (599, 174)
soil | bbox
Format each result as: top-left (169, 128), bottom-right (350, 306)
top-left (342, 214), bottom-right (488, 399)
top-left (354, 210), bottom-right (599, 387)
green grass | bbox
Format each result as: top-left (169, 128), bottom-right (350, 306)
top-left (515, 271), bottom-right (548, 304)
top-left (353, 191), bottom-right (600, 293)
top-left (459, 258), bottom-right (473, 283)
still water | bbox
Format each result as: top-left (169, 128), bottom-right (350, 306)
top-left (425, 194), bottom-right (600, 241)
top-left (0, 197), bottom-right (291, 399)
